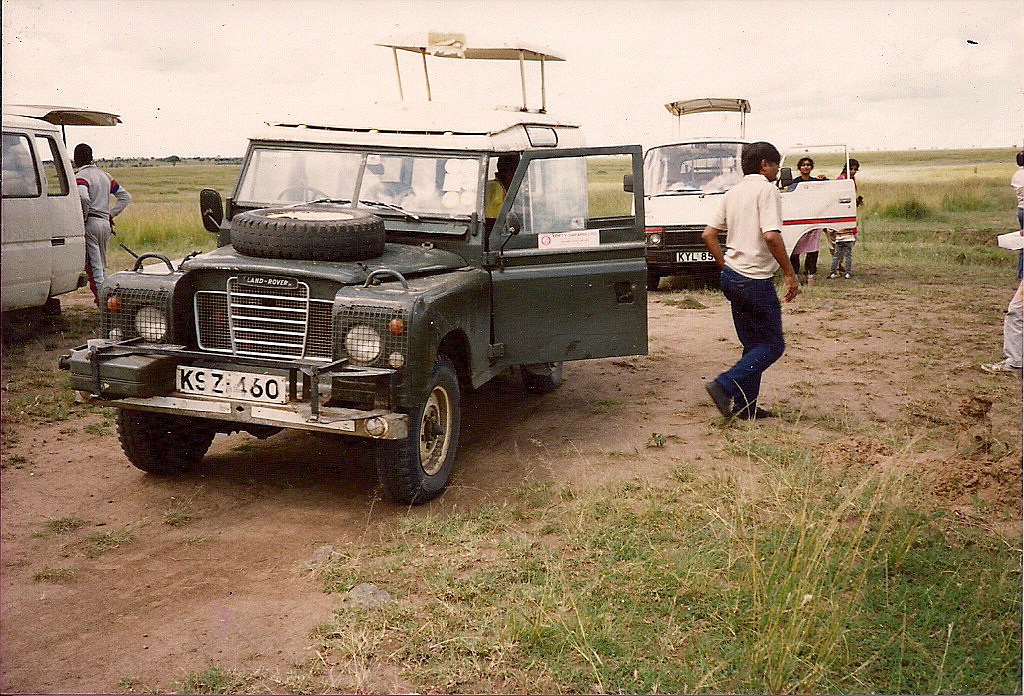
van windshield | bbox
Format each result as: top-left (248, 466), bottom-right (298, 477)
top-left (644, 142), bottom-right (744, 196)
top-left (236, 148), bottom-right (481, 217)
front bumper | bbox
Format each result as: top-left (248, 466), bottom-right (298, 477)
top-left (59, 339), bottom-right (408, 439)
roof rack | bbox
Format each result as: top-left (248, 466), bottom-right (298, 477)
top-left (664, 98), bottom-right (750, 138)
top-left (376, 32), bottom-right (565, 113)
top-left (3, 104), bottom-right (122, 143)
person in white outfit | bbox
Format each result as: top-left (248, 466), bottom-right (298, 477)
top-left (75, 143), bottom-right (130, 304)
top-left (982, 152), bottom-right (1024, 374)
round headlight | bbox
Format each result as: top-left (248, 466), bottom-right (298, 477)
top-left (345, 324), bottom-right (382, 364)
top-left (648, 233), bottom-right (663, 246)
top-left (135, 306), bottom-right (167, 342)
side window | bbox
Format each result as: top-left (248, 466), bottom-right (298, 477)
top-left (505, 154), bottom-right (634, 236)
top-left (507, 157), bottom-right (587, 236)
top-left (34, 135), bottom-right (70, 196)
top-left (1, 133), bottom-right (41, 198)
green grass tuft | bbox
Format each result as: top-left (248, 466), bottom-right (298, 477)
top-left (879, 197), bottom-right (932, 220)
top-left (85, 528), bottom-right (134, 558)
top-left (174, 665), bottom-right (245, 694)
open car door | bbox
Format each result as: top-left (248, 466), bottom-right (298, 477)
top-left (487, 146), bottom-right (648, 366)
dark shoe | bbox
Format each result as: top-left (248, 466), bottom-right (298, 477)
top-left (705, 381), bottom-right (733, 418)
top-left (733, 406), bottom-right (776, 420)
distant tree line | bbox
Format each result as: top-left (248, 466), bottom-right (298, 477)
top-left (95, 156), bottom-right (243, 167)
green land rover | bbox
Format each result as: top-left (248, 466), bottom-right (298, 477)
top-left (59, 39), bottom-right (649, 503)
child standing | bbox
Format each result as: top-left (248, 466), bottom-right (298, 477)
top-left (827, 227), bottom-right (856, 279)
top-left (826, 158), bottom-right (861, 276)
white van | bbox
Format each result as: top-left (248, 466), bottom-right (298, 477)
top-left (634, 99), bottom-right (858, 289)
top-left (1, 105), bottom-right (120, 316)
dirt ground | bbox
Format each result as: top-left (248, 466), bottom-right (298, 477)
top-left (2, 277), bottom-right (1021, 693)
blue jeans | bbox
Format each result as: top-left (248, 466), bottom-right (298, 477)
top-left (829, 241), bottom-right (854, 276)
top-left (714, 266), bottom-right (785, 416)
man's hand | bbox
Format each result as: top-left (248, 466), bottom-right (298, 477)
top-left (701, 225), bottom-right (726, 269)
top-left (763, 230), bottom-right (799, 302)
top-left (782, 273), bottom-right (799, 302)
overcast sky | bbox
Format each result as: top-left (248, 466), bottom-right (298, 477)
top-left (3, 0), bottom-right (1022, 158)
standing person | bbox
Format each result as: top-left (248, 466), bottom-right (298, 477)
top-left (75, 143), bottom-right (130, 304)
top-left (826, 158), bottom-right (861, 273)
top-left (983, 151), bottom-right (1024, 374)
top-left (1012, 150), bottom-right (1024, 280)
top-left (787, 156), bottom-right (826, 284)
top-left (981, 280), bottom-right (1023, 374)
top-left (701, 141), bottom-right (799, 420)
top-left (827, 225), bottom-right (857, 279)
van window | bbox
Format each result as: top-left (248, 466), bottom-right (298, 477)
top-left (1, 133), bottom-right (41, 198)
top-left (34, 135), bottom-right (70, 196)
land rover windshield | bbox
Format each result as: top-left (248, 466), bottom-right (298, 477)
top-left (644, 142), bottom-right (744, 196)
top-left (236, 147), bottom-right (481, 217)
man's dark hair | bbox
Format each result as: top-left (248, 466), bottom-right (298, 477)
top-left (741, 142), bottom-right (781, 175)
top-left (797, 156), bottom-right (814, 168)
top-left (849, 158), bottom-right (860, 169)
top-left (73, 143), bottom-right (93, 167)
top-left (1017, 151), bottom-right (1024, 167)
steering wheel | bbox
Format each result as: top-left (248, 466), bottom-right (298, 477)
top-left (278, 185), bottom-right (331, 202)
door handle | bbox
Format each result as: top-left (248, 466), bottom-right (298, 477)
top-left (839, 198), bottom-right (852, 204)
top-left (51, 238), bottom-right (65, 246)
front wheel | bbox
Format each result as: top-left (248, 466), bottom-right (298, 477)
top-left (375, 356), bottom-right (461, 504)
top-left (116, 410), bottom-right (216, 474)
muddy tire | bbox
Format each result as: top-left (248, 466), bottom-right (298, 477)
top-left (520, 362), bottom-right (563, 394)
top-left (230, 204), bottom-right (385, 262)
top-left (116, 410), bottom-right (216, 475)
top-left (375, 356), bottom-right (460, 504)
top-left (647, 271), bottom-right (661, 291)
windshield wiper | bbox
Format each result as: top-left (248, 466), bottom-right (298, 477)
top-left (305, 197), bottom-right (353, 205)
top-left (358, 199), bottom-right (421, 220)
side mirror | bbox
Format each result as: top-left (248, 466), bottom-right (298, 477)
top-left (623, 174), bottom-right (634, 193)
top-left (779, 167), bottom-right (793, 190)
top-left (200, 188), bottom-right (224, 234)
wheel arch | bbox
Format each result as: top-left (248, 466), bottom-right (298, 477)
top-left (437, 329), bottom-right (472, 389)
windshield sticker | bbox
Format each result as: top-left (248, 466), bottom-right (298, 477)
top-left (538, 229), bottom-right (600, 250)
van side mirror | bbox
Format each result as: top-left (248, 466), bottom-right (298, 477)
top-left (623, 174), bottom-right (634, 193)
top-left (779, 167), bottom-right (793, 190)
top-left (200, 188), bottom-right (224, 234)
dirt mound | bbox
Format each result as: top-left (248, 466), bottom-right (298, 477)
top-left (930, 452), bottom-right (1023, 515)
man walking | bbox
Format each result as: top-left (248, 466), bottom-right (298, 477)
top-left (701, 141), bottom-right (799, 420)
top-left (75, 143), bottom-right (130, 303)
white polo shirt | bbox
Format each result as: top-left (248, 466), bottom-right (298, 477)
top-left (708, 173), bottom-right (784, 280)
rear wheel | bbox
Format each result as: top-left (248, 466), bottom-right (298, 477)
top-left (520, 362), bottom-right (563, 394)
top-left (375, 356), bottom-right (460, 504)
top-left (116, 410), bottom-right (216, 474)
top-left (647, 271), bottom-right (661, 291)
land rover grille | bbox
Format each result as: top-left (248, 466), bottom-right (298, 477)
top-left (194, 278), bottom-right (332, 361)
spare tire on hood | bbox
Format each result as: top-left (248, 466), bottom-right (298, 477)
top-left (230, 204), bottom-right (386, 262)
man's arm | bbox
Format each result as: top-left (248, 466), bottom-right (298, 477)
top-left (763, 230), bottom-right (799, 302)
top-left (110, 180), bottom-right (130, 218)
top-left (701, 225), bottom-right (725, 269)
top-left (76, 177), bottom-right (90, 221)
